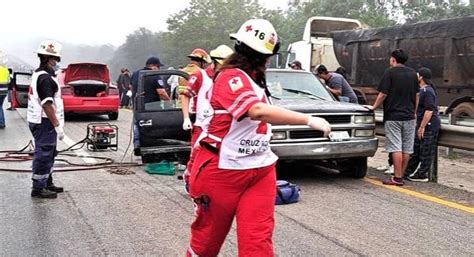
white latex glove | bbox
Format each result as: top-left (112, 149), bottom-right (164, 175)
top-left (307, 116), bottom-right (331, 137)
top-left (54, 125), bottom-right (65, 141)
top-left (182, 118), bottom-right (193, 131)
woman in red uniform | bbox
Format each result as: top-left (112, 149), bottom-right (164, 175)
top-left (186, 19), bottom-right (331, 257)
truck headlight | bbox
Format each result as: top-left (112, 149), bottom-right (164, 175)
top-left (354, 115), bottom-right (374, 124)
top-left (354, 129), bottom-right (374, 137)
top-left (271, 131), bottom-right (287, 140)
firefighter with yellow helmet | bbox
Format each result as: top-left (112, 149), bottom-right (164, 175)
top-left (177, 48), bottom-right (211, 101)
top-left (179, 44), bottom-right (233, 193)
top-left (27, 40), bottom-right (65, 199)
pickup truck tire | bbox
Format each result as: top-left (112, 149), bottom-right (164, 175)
top-left (339, 157), bottom-right (367, 178)
top-left (452, 102), bottom-right (474, 118)
top-left (108, 112), bottom-right (119, 120)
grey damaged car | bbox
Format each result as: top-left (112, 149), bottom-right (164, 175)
top-left (134, 69), bottom-right (378, 178)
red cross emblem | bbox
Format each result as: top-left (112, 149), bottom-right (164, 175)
top-left (45, 43), bottom-right (57, 54)
top-left (245, 25), bottom-right (253, 32)
top-left (228, 77), bottom-right (243, 92)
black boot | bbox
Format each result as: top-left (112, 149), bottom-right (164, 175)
top-left (134, 148), bottom-right (141, 156)
top-left (47, 175), bottom-right (63, 193)
top-left (31, 188), bottom-right (58, 199)
top-left (47, 184), bottom-right (64, 193)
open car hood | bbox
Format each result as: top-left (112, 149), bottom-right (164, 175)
top-left (64, 63), bottom-right (110, 84)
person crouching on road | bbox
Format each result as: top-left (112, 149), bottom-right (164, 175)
top-left (405, 67), bottom-right (441, 182)
top-left (27, 40), bottom-right (65, 199)
top-left (186, 19), bottom-right (331, 257)
top-left (179, 45), bottom-right (233, 191)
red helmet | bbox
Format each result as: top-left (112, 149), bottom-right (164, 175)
top-left (188, 48), bottom-right (211, 63)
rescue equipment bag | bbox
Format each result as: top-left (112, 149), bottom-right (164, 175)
top-left (275, 180), bottom-right (300, 205)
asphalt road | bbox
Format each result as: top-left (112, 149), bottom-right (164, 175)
top-left (0, 108), bottom-right (473, 256)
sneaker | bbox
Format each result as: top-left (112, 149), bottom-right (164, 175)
top-left (31, 188), bottom-right (58, 199)
top-left (407, 173), bottom-right (429, 182)
top-left (384, 165), bottom-right (394, 174)
top-left (47, 184), bottom-right (64, 193)
top-left (382, 177), bottom-right (404, 186)
top-left (376, 165), bottom-right (388, 171)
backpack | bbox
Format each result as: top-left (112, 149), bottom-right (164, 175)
top-left (275, 180), bottom-right (300, 205)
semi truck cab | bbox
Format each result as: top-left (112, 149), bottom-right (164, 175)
top-left (286, 16), bottom-right (363, 73)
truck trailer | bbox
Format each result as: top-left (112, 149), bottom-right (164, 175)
top-left (287, 16), bottom-right (474, 117)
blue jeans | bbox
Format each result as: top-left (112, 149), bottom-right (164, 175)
top-left (0, 95), bottom-right (6, 127)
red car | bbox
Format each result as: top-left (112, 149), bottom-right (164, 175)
top-left (58, 63), bottom-right (120, 120)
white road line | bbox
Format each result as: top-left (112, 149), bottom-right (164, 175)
top-left (62, 135), bottom-right (97, 164)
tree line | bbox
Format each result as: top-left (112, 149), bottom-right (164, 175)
top-left (107, 0), bottom-right (473, 79)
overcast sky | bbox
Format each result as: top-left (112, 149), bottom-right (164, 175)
top-left (2, 0), bottom-right (290, 47)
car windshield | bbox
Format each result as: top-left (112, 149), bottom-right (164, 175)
top-left (266, 71), bottom-right (333, 101)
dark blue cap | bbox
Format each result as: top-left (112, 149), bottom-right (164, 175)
top-left (146, 56), bottom-right (164, 66)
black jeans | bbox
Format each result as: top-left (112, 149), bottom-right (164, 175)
top-left (406, 129), bottom-right (439, 177)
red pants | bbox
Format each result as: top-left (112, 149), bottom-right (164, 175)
top-left (186, 147), bottom-right (276, 257)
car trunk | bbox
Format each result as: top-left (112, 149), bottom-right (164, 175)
top-left (68, 80), bottom-right (108, 97)
top-left (64, 63), bottom-right (110, 97)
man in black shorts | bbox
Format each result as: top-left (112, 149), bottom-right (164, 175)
top-left (367, 49), bottom-right (419, 186)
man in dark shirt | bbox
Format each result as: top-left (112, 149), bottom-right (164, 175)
top-left (316, 65), bottom-right (358, 103)
top-left (406, 67), bottom-right (440, 182)
top-left (130, 56), bottom-right (170, 103)
top-left (118, 69), bottom-right (131, 108)
top-left (367, 49), bottom-right (419, 186)
top-left (27, 40), bottom-right (65, 198)
top-left (130, 56), bottom-right (170, 156)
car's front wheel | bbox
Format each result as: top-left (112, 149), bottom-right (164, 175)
top-left (108, 112), bottom-right (119, 120)
top-left (338, 157), bottom-right (367, 178)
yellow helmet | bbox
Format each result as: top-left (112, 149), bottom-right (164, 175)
top-left (209, 45), bottom-right (233, 65)
top-left (36, 40), bottom-right (62, 58)
top-left (188, 48), bottom-right (211, 63)
top-left (230, 19), bottom-right (278, 55)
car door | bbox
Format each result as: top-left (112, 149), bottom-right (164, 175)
top-left (134, 69), bottom-right (191, 163)
top-left (12, 72), bottom-right (32, 108)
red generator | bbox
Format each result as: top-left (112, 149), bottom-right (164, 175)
top-left (86, 123), bottom-right (118, 151)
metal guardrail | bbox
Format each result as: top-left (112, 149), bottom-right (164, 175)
top-left (374, 113), bottom-right (474, 151)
